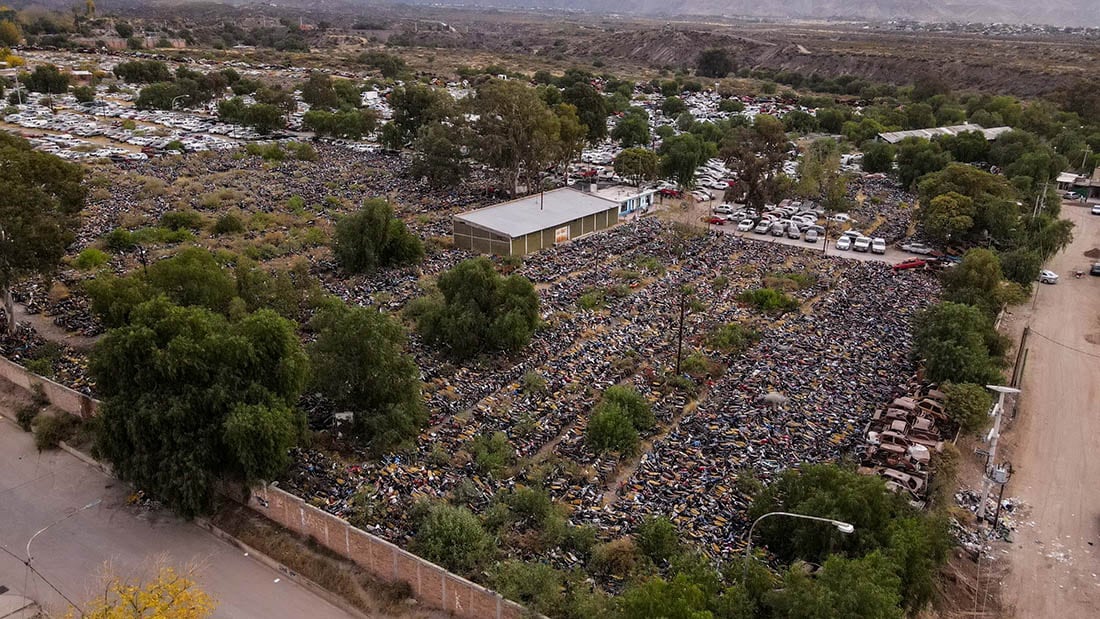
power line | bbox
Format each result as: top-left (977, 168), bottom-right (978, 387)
top-left (1028, 328), bottom-right (1100, 360)
top-left (0, 544), bottom-right (85, 616)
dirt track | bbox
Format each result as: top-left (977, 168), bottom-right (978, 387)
top-left (1001, 202), bottom-right (1100, 618)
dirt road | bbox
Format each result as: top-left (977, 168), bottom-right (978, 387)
top-left (1001, 202), bottom-right (1100, 618)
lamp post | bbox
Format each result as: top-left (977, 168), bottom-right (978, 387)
top-left (976, 385), bottom-right (1020, 528)
top-left (171, 94), bottom-right (188, 110)
top-left (744, 511), bottom-right (855, 581)
top-left (26, 499), bottom-right (102, 563)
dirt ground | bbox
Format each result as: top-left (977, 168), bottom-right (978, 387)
top-left (992, 201), bottom-right (1100, 618)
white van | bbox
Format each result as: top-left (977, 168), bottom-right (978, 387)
top-left (853, 236), bottom-right (872, 252)
top-left (871, 238), bottom-right (886, 254)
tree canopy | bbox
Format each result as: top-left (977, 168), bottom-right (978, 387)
top-left (91, 297), bottom-right (308, 517)
top-left (614, 147), bottom-right (659, 187)
top-left (913, 301), bottom-right (1006, 385)
top-left (410, 257), bottom-right (540, 360)
top-left (308, 298), bottom-right (425, 451)
top-left (0, 133), bottom-right (85, 330)
top-left (332, 198), bottom-right (424, 274)
top-left (696, 48), bottom-right (734, 78)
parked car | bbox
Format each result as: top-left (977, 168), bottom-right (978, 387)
top-left (835, 236), bottom-right (852, 251)
top-left (787, 226), bottom-right (802, 240)
top-left (893, 258), bottom-right (928, 271)
top-left (1038, 270), bottom-right (1059, 284)
top-left (1091, 263), bottom-right (1100, 276)
top-left (702, 216), bottom-right (726, 225)
top-left (770, 223), bottom-right (786, 237)
top-left (871, 238), bottom-right (886, 255)
top-left (853, 236), bottom-right (872, 252)
top-left (713, 204), bottom-right (734, 215)
top-left (737, 219), bottom-right (755, 232)
top-left (900, 241), bottom-right (935, 255)
top-left (840, 230), bottom-right (863, 242)
top-left (754, 222), bottom-right (771, 234)
top-left (1092, 205), bottom-right (1100, 216)
top-left (830, 213), bottom-right (851, 223)
top-left (805, 229), bottom-right (819, 243)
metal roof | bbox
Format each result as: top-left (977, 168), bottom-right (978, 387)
top-left (878, 123), bottom-right (1011, 144)
top-left (454, 188), bottom-right (617, 238)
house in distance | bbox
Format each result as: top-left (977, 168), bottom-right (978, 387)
top-left (452, 185), bottom-right (653, 256)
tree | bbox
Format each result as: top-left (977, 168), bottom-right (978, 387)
top-left (332, 198), bottom-right (424, 274)
top-left (135, 81), bottom-right (179, 110)
top-left (937, 130), bottom-right (989, 163)
top-left (383, 82), bottom-right (455, 148)
top-left (920, 191), bottom-right (976, 245)
top-left (0, 134), bottom-right (85, 331)
top-left (895, 137), bottom-right (950, 188)
top-left (242, 103), bottom-right (286, 134)
top-left (92, 298), bottom-right (308, 517)
top-left (467, 431), bottom-right (515, 476)
top-left (72, 84), bottom-right (95, 103)
top-left (749, 464), bottom-right (910, 564)
top-left (309, 299), bottom-right (425, 450)
top-left (553, 103), bottom-right (588, 177)
top-left (998, 248), bottom-right (1043, 287)
top-left (943, 382), bottom-right (993, 433)
top-left (660, 133), bottom-right (716, 190)
top-left (617, 574), bottom-right (712, 619)
top-left (612, 106), bottom-right (651, 148)
top-left (941, 248), bottom-right (1006, 315)
top-left (614, 147), bottom-right (659, 187)
top-left (861, 140), bottom-right (895, 174)
top-left (471, 79), bottom-right (561, 195)
top-left (413, 503), bottom-right (496, 575)
top-left (796, 138), bottom-right (846, 210)
top-left (300, 72), bottom-right (341, 110)
top-left (411, 257), bottom-right (540, 359)
top-left (21, 64), bottom-right (69, 94)
top-left (359, 51), bottom-right (406, 79)
top-left (0, 20), bottom-right (22, 46)
top-left (302, 108), bottom-right (378, 140)
top-left (767, 553), bottom-right (903, 619)
top-left (562, 81), bottom-right (609, 142)
top-left (696, 48), bottom-right (733, 78)
top-left (721, 115), bottom-right (790, 208)
top-left (113, 60), bottom-right (171, 83)
top-left (913, 302), bottom-right (1005, 385)
top-left (71, 564), bottom-right (215, 619)
top-left (114, 21), bottom-right (134, 39)
top-left (661, 96), bottom-right (687, 117)
top-left (409, 122), bottom-right (468, 188)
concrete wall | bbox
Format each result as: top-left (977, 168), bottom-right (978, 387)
top-left (248, 485), bottom-right (527, 619)
top-left (0, 356), bottom-right (97, 418)
top-left (0, 357), bottom-right (530, 619)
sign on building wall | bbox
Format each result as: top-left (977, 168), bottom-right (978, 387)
top-left (555, 226), bottom-right (570, 243)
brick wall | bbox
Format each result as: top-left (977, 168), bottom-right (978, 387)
top-left (0, 356), bottom-right (97, 418)
top-left (249, 485), bottom-right (528, 619)
top-left (0, 357), bottom-right (530, 619)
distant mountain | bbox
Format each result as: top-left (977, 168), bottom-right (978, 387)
top-left (377, 0), bottom-right (1100, 27)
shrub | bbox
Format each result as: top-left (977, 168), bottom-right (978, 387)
top-left (211, 213), bottom-right (246, 235)
top-left (522, 371), bottom-right (547, 395)
top-left (738, 288), bottom-right (799, 313)
top-left (585, 405), bottom-right (639, 455)
top-left (103, 228), bottom-right (136, 251)
top-left (33, 414), bottom-right (79, 451)
top-left (467, 431), bottom-right (515, 476)
top-left (943, 382), bottom-right (993, 433)
top-left (590, 537), bottom-right (643, 578)
top-left (636, 516), bottom-right (681, 564)
top-left (707, 322), bottom-right (760, 355)
top-left (159, 210), bottom-right (204, 230)
top-left (73, 248), bottom-right (110, 270)
top-left (412, 503), bottom-right (496, 575)
top-left (16, 404), bottom-right (39, 431)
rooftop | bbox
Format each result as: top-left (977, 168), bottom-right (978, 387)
top-left (878, 123), bottom-right (1011, 144)
top-left (454, 188), bottom-right (617, 238)
top-left (594, 185), bottom-right (657, 202)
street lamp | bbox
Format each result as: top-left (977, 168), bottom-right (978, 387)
top-left (744, 511), bottom-right (855, 581)
top-left (26, 499), bottom-right (102, 563)
top-left (171, 94), bottom-right (188, 110)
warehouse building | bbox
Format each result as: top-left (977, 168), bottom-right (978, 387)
top-left (877, 123), bottom-right (1011, 144)
top-left (453, 187), bottom-right (620, 256)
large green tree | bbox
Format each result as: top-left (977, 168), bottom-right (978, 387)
top-left (860, 140), bottom-right (895, 174)
top-left (91, 297), bottom-right (308, 517)
top-left (409, 122), bottom-right (469, 188)
top-left (612, 106), bottom-right (651, 148)
top-left (660, 133), bottom-right (716, 190)
top-left (562, 81), bottom-right (609, 142)
top-left (380, 83), bottom-right (455, 149)
top-left (332, 198), bottom-right (424, 274)
top-left (410, 257), bottom-right (540, 360)
top-left (696, 48), bottom-right (733, 78)
top-left (471, 79), bottom-right (562, 195)
top-left (721, 115), bottom-right (790, 208)
top-left (895, 137), bottom-right (950, 189)
top-left (614, 147), bottom-right (659, 187)
top-left (308, 299), bottom-right (425, 450)
top-left (913, 301), bottom-right (1006, 385)
top-left (0, 133), bottom-right (85, 331)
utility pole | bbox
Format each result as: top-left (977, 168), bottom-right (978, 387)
top-left (976, 385), bottom-right (1020, 528)
top-left (675, 287), bottom-right (686, 375)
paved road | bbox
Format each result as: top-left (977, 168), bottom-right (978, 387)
top-left (1002, 202), bottom-right (1100, 618)
top-left (0, 417), bottom-right (351, 619)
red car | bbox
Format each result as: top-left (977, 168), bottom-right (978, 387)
top-left (892, 258), bottom-right (927, 271)
top-left (659, 188), bottom-right (683, 198)
top-left (702, 216), bottom-right (726, 225)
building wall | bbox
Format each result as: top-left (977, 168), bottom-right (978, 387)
top-left (456, 206), bottom-right (619, 257)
